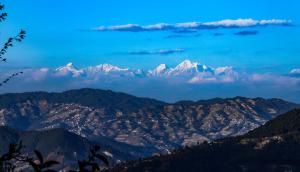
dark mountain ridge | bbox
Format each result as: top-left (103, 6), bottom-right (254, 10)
top-left (0, 88), bottom-right (299, 156)
top-left (0, 88), bottom-right (166, 112)
top-left (0, 88), bottom-right (296, 111)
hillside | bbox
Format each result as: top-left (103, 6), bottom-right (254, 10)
top-left (112, 109), bottom-right (300, 172)
top-left (244, 109), bottom-right (300, 138)
top-left (0, 126), bottom-right (151, 170)
top-left (0, 88), bottom-right (299, 155)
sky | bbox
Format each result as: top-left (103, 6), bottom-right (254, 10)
top-left (0, 0), bottom-right (300, 102)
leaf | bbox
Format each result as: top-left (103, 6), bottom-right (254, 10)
top-left (94, 145), bottom-right (101, 152)
top-left (43, 170), bottom-right (58, 172)
top-left (34, 150), bottom-right (44, 164)
top-left (28, 159), bottom-right (40, 172)
top-left (43, 160), bottom-right (60, 168)
top-left (95, 154), bottom-right (109, 167)
top-left (91, 162), bottom-right (100, 171)
top-left (78, 161), bottom-right (85, 171)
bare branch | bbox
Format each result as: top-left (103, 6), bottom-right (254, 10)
top-left (0, 30), bottom-right (26, 62)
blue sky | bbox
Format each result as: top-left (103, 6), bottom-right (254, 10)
top-left (1, 0), bottom-right (300, 102)
top-left (1, 0), bottom-right (299, 71)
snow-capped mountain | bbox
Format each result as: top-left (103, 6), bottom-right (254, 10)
top-left (54, 62), bottom-right (147, 78)
top-left (290, 68), bottom-right (300, 76)
top-left (15, 59), bottom-right (243, 89)
top-left (148, 60), bottom-right (218, 78)
top-left (169, 60), bottom-right (213, 75)
top-left (84, 63), bottom-right (139, 77)
top-left (86, 64), bottom-right (129, 73)
top-left (55, 62), bottom-right (84, 77)
top-left (54, 60), bottom-right (233, 77)
top-left (149, 64), bottom-right (168, 76)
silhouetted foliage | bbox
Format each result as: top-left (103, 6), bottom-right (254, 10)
top-left (23, 150), bottom-right (60, 172)
top-left (0, 72), bottom-right (23, 86)
top-left (0, 142), bottom-right (23, 172)
top-left (0, 142), bottom-right (109, 172)
top-left (0, 2), bottom-right (26, 87)
top-left (0, 142), bottom-right (59, 172)
top-left (71, 145), bottom-right (109, 172)
top-left (0, 30), bottom-right (26, 62)
top-left (0, 3), bottom-right (7, 22)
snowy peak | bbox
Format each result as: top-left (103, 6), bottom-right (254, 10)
top-left (149, 60), bottom-right (215, 77)
top-left (290, 69), bottom-right (300, 74)
top-left (289, 68), bottom-right (300, 77)
top-left (66, 62), bottom-right (74, 68)
top-left (150, 64), bottom-right (168, 76)
top-left (88, 64), bottom-right (128, 73)
top-left (48, 60), bottom-right (236, 83)
top-left (156, 64), bottom-right (167, 71)
top-left (56, 62), bottom-right (77, 71)
top-left (55, 62), bottom-right (83, 77)
top-left (169, 60), bottom-right (214, 75)
top-left (57, 62), bottom-right (76, 70)
top-left (100, 64), bottom-right (127, 72)
top-left (85, 63), bottom-right (148, 77)
top-left (174, 60), bottom-right (198, 71)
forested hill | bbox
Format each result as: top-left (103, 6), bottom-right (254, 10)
top-left (111, 109), bottom-right (300, 172)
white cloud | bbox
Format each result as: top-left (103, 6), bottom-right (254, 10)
top-left (94, 18), bottom-right (292, 32)
top-left (143, 23), bottom-right (174, 30)
top-left (250, 73), bottom-right (300, 88)
top-left (31, 68), bottom-right (50, 81)
top-left (189, 76), bottom-right (217, 84)
top-left (129, 48), bottom-right (185, 55)
top-left (203, 19), bottom-right (291, 27)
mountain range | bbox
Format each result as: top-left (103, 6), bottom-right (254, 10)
top-left (53, 60), bottom-right (234, 78)
top-left (15, 60), bottom-right (238, 86)
top-left (0, 88), bottom-right (299, 157)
